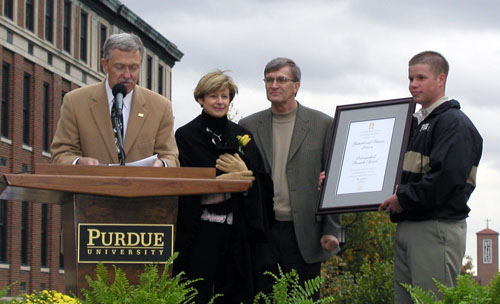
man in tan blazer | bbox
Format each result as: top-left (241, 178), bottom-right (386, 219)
top-left (51, 33), bottom-right (179, 167)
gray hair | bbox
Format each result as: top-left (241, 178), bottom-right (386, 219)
top-left (264, 57), bottom-right (301, 82)
top-left (102, 33), bottom-right (144, 61)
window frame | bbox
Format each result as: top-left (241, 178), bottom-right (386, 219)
top-left (80, 10), bottom-right (88, 62)
top-left (21, 202), bottom-right (29, 265)
top-left (45, 0), bottom-right (54, 43)
top-left (63, 0), bottom-right (72, 53)
top-left (25, 0), bottom-right (35, 32)
top-left (1, 63), bottom-right (10, 139)
top-left (0, 200), bottom-right (7, 263)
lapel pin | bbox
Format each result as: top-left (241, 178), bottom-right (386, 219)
top-left (138, 113), bottom-right (144, 117)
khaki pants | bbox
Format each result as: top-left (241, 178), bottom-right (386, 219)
top-left (393, 219), bottom-right (466, 304)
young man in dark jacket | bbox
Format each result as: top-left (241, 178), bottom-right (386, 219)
top-left (378, 51), bottom-right (483, 303)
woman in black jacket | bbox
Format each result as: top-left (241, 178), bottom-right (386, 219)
top-left (173, 70), bottom-right (273, 304)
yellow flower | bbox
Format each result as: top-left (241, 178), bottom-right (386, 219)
top-left (237, 134), bottom-right (251, 146)
top-left (237, 134), bottom-right (251, 154)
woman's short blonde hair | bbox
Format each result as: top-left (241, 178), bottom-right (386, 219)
top-left (193, 70), bottom-right (238, 102)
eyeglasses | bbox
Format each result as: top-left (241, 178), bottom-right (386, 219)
top-left (263, 76), bottom-right (296, 85)
top-left (112, 63), bottom-right (140, 74)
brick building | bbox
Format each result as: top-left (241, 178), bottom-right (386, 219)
top-left (476, 226), bottom-right (499, 286)
top-left (0, 0), bottom-right (182, 296)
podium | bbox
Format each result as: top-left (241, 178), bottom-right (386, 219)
top-left (0, 164), bottom-right (251, 296)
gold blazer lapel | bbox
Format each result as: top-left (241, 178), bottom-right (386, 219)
top-left (90, 83), bottom-right (118, 162)
top-left (124, 87), bottom-right (148, 154)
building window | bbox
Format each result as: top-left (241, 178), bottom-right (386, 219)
top-left (21, 202), bottom-right (29, 265)
top-left (59, 230), bottom-right (64, 268)
top-left (0, 158), bottom-right (6, 166)
top-left (41, 204), bottom-right (48, 267)
top-left (99, 24), bottom-right (107, 72)
top-left (45, 0), bottom-right (54, 43)
top-left (43, 83), bottom-right (50, 152)
top-left (63, 0), bottom-right (72, 53)
top-left (47, 53), bottom-right (53, 65)
top-left (158, 65), bottom-right (164, 95)
top-left (146, 56), bottom-right (152, 90)
top-left (3, 0), bottom-right (13, 20)
top-left (23, 74), bottom-right (31, 146)
top-left (28, 43), bottom-right (34, 55)
top-left (483, 239), bottom-right (492, 264)
top-left (25, 0), bottom-right (34, 32)
top-left (6, 31), bottom-right (13, 44)
top-left (0, 200), bottom-right (7, 263)
top-left (80, 11), bottom-right (88, 62)
top-left (1, 63), bottom-right (10, 139)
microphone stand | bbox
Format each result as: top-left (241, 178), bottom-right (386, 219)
top-left (114, 102), bottom-right (126, 166)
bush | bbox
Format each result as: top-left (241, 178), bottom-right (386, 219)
top-left (339, 212), bottom-right (395, 274)
top-left (253, 265), bottom-right (335, 304)
top-left (1, 283), bottom-right (15, 300)
top-left (320, 212), bottom-right (395, 303)
top-left (1, 254), bottom-right (346, 303)
top-left (403, 273), bottom-right (500, 304)
top-left (0, 285), bottom-right (10, 299)
top-left (81, 252), bottom-right (203, 304)
top-left (9, 290), bottom-right (80, 304)
top-left (322, 255), bottom-right (393, 303)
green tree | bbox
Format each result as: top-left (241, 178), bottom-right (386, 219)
top-left (321, 211), bottom-right (396, 302)
top-left (336, 211), bottom-right (395, 273)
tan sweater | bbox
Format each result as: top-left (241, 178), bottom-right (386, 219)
top-left (272, 105), bottom-right (297, 221)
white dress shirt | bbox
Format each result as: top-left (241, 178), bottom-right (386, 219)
top-left (413, 96), bottom-right (449, 125)
top-left (105, 78), bottom-right (133, 140)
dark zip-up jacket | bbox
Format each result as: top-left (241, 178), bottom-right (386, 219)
top-left (391, 99), bottom-right (483, 222)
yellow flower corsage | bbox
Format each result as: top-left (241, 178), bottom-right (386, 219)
top-left (237, 134), bottom-right (251, 154)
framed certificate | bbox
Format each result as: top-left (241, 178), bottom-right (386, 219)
top-left (317, 97), bottom-right (415, 214)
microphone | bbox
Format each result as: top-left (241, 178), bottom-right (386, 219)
top-left (111, 83), bottom-right (127, 165)
top-left (112, 83), bottom-right (127, 117)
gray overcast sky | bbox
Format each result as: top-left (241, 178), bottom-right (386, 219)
top-left (121, 0), bottom-right (500, 273)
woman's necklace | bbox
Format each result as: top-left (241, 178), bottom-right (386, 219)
top-left (205, 127), bottom-right (224, 146)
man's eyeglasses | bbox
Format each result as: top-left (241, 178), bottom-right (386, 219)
top-left (263, 76), bottom-right (296, 85)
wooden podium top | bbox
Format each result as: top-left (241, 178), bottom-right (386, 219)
top-left (0, 164), bottom-right (252, 203)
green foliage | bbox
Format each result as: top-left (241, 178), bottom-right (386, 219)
top-left (322, 255), bottom-right (394, 303)
top-left (81, 253), bottom-right (199, 304)
top-left (403, 273), bottom-right (500, 304)
top-left (0, 284), bottom-right (10, 299)
top-left (321, 211), bottom-right (395, 303)
top-left (339, 212), bottom-right (395, 274)
top-left (253, 266), bottom-right (334, 304)
top-left (83, 258), bottom-right (329, 303)
top-left (487, 273), bottom-right (500, 304)
top-left (0, 282), bottom-right (18, 301)
top-left (402, 284), bottom-right (439, 304)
